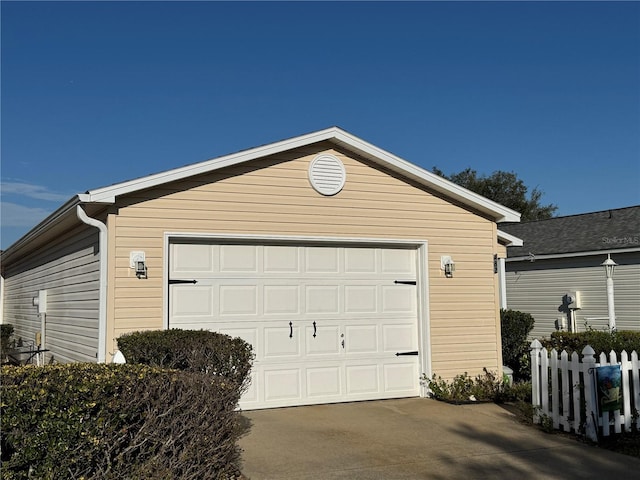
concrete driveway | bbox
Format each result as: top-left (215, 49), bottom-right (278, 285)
top-left (238, 398), bottom-right (640, 480)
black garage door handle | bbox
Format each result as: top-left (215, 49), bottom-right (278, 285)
top-left (395, 351), bottom-right (418, 356)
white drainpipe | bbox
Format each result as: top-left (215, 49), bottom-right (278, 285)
top-left (76, 205), bottom-right (108, 363)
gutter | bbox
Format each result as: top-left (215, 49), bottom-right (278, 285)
top-left (76, 205), bottom-right (108, 363)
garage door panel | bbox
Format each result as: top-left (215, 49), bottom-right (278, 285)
top-left (384, 363), bottom-right (418, 392)
top-left (219, 245), bottom-right (258, 272)
top-left (344, 285), bottom-right (377, 313)
top-left (383, 324), bottom-right (418, 352)
top-left (344, 325), bottom-right (378, 354)
top-left (306, 366), bottom-right (342, 397)
top-left (264, 369), bottom-right (302, 401)
top-left (381, 249), bottom-right (415, 274)
top-left (382, 286), bottom-right (416, 313)
top-left (171, 243), bottom-right (214, 273)
top-left (306, 325), bottom-right (340, 356)
top-left (344, 248), bottom-right (377, 273)
top-left (264, 245), bottom-right (300, 273)
top-left (305, 247), bottom-right (339, 273)
top-left (264, 327), bottom-right (301, 358)
top-left (346, 364), bottom-right (379, 394)
top-left (171, 285), bottom-right (213, 316)
top-left (264, 285), bottom-right (300, 314)
top-left (306, 286), bottom-right (339, 314)
top-left (219, 285), bottom-right (258, 315)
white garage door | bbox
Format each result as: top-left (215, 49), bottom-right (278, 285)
top-left (169, 242), bottom-right (421, 410)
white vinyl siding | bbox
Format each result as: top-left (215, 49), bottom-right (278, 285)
top-left (505, 252), bottom-right (640, 338)
top-left (2, 225), bottom-right (100, 363)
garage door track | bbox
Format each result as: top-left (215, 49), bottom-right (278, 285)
top-left (238, 398), bottom-right (640, 480)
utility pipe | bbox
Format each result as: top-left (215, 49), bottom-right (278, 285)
top-left (76, 205), bottom-right (108, 363)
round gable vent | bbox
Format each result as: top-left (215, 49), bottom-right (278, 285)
top-left (308, 154), bottom-right (346, 196)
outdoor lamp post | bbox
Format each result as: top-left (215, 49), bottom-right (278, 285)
top-left (601, 254), bottom-right (617, 331)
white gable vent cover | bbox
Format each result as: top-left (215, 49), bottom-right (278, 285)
top-left (308, 154), bottom-right (346, 196)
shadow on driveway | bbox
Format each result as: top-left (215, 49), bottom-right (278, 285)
top-left (238, 398), bottom-right (640, 480)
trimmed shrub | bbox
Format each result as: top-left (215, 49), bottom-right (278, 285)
top-left (117, 329), bottom-right (253, 389)
top-left (1, 363), bottom-right (244, 480)
top-left (541, 330), bottom-right (640, 356)
top-left (501, 309), bottom-right (535, 381)
top-left (423, 369), bottom-right (530, 404)
top-left (1, 323), bottom-right (14, 352)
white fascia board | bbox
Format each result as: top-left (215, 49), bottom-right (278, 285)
top-left (1, 195), bottom-right (82, 262)
top-left (84, 127), bottom-right (341, 203)
top-left (497, 230), bottom-right (524, 247)
top-left (82, 126), bottom-right (521, 223)
top-left (330, 130), bottom-right (521, 223)
top-left (506, 246), bottom-right (640, 262)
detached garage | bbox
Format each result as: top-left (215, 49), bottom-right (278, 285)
top-left (1, 127), bottom-right (521, 409)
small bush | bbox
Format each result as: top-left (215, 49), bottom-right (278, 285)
top-left (541, 330), bottom-right (640, 356)
top-left (117, 329), bottom-right (253, 389)
top-left (501, 309), bottom-right (535, 381)
top-left (1, 363), bottom-right (244, 479)
top-left (423, 369), bottom-right (532, 405)
top-left (1, 323), bottom-right (14, 352)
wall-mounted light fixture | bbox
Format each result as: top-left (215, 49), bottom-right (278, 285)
top-left (441, 256), bottom-right (455, 278)
top-left (130, 251), bottom-right (147, 279)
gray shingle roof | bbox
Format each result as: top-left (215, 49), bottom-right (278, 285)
top-left (500, 206), bottom-right (640, 258)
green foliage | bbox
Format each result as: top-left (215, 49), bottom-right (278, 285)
top-left (1, 324), bottom-right (14, 351)
top-left (432, 167), bottom-right (557, 221)
top-left (423, 369), bottom-right (529, 404)
top-left (501, 309), bottom-right (535, 381)
top-left (542, 330), bottom-right (640, 356)
top-left (1, 363), bottom-right (245, 480)
top-left (117, 329), bottom-right (253, 389)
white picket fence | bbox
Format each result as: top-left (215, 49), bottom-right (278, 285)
top-left (530, 339), bottom-right (640, 442)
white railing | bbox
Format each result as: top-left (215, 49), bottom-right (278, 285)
top-left (530, 339), bottom-right (640, 442)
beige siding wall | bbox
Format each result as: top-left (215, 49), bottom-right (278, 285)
top-left (3, 225), bottom-right (100, 363)
top-left (109, 143), bottom-right (502, 379)
top-left (506, 252), bottom-right (640, 338)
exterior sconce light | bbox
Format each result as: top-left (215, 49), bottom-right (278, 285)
top-left (441, 256), bottom-right (455, 278)
top-left (130, 251), bottom-right (148, 279)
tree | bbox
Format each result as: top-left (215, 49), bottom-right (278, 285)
top-left (432, 167), bottom-right (557, 221)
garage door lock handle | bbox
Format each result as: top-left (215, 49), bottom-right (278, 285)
top-left (395, 351), bottom-right (418, 356)
top-left (169, 279), bottom-right (198, 285)
top-left (394, 280), bottom-right (416, 285)
top-left (312, 321), bottom-right (317, 338)
top-left (289, 322), bottom-right (293, 338)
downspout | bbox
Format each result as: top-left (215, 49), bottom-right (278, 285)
top-left (498, 257), bottom-right (507, 310)
top-left (76, 205), bottom-right (108, 363)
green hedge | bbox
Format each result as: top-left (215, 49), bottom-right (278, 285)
top-left (500, 309), bottom-right (535, 381)
top-left (117, 329), bottom-right (253, 388)
top-left (1, 363), bottom-right (244, 480)
top-left (541, 330), bottom-right (640, 356)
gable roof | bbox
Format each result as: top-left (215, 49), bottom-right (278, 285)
top-left (2, 127), bottom-right (520, 261)
top-left (501, 205), bottom-right (640, 259)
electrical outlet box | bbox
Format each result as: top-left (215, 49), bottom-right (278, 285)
top-left (32, 290), bottom-right (48, 314)
top-left (565, 291), bottom-right (581, 309)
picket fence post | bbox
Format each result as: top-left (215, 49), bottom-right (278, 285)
top-left (530, 339), bottom-right (542, 423)
top-left (582, 345), bottom-right (598, 442)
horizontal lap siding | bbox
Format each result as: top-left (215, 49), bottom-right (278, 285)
top-left (505, 252), bottom-right (640, 338)
top-left (109, 144), bottom-right (501, 378)
top-left (3, 225), bottom-right (100, 363)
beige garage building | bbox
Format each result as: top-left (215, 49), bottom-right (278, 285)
top-left (1, 127), bottom-right (521, 409)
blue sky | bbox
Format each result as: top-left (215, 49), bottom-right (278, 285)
top-left (2, 1), bottom-right (639, 249)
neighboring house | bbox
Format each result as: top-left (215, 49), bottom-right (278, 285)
top-left (501, 206), bottom-right (640, 339)
top-left (0, 127), bottom-right (521, 410)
